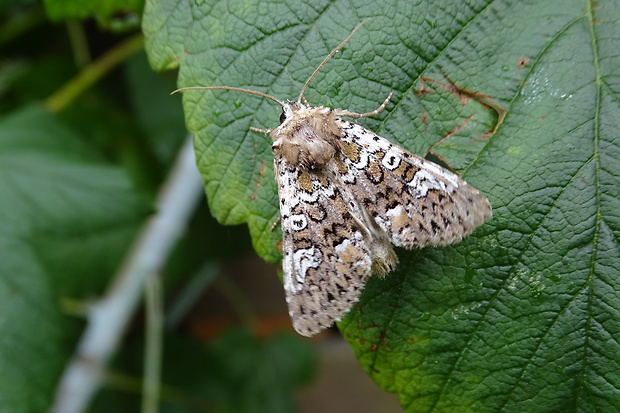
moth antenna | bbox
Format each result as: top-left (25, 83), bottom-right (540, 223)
top-left (297, 18), bottom-right (371, 103)
top-left (171, 86), bottom-right (285, 108)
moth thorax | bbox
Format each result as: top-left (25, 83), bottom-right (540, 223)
top-left (272, 113), bottom-right (339, 169)
top-left (272, 134), bottom-right (336, 169)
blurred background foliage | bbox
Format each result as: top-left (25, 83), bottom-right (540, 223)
top-left (5, 0), bottom-right (617, 412)
top-left (0, 0), bottom-right (317, 412)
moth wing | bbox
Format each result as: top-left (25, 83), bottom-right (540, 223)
top-left (275, 158), bottom-right (373, 337)
top-left (337, 121), bottom-right (492, 248)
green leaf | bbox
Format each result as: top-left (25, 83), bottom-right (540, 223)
top-left (179, 329), bottom-right (315, 413)
top-left (144, 0), bottom-right (620, 411)
top-left (92, 329), bottom-right (315, 413)
top-left (0, 106), bottom-right (150, 411)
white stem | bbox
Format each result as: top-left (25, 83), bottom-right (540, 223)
top-left (50, 136), bottom-right (204, 413)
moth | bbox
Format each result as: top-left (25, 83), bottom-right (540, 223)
top-left (175, 20), bottom-right (492, 336)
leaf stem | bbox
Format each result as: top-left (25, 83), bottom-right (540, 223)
top-left (66, 20), bottom-right (91, 68)
top-left (44, 33), bottom-right (144, 113)
top-left (142, 275), bottom-right (163, 413)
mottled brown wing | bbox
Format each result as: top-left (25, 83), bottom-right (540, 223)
top-left (275, 157), bottom-right (374, 337)
top-left (335, 120), bottom-right (492, 249)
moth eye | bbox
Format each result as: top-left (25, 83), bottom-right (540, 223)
top-left (279, 111), bottom-right (287, 124)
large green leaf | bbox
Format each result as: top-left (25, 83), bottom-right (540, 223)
top-left (144, 0), bottom-right (620, 411)
top-left (0, 106), bottom-right (150, 411)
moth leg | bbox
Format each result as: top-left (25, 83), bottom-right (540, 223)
top-left (250, 126), bottom-right (272, 134)
top-left (269, 213), bottom-right (281, 231)
top-left (337, 92), bottom-right (393, 119)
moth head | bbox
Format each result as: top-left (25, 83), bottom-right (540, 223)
top-left (279, 101), bottom-right (306, 125)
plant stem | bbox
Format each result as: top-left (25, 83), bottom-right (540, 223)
top-left (142, 275), bottom-right (163, 413)
top-left (49, 136), bottom-right (204, 413)
top-left (44, 33), bottom-right (144, 113)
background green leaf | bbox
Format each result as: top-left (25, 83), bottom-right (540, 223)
top-left (43, 0), bottom-right (144, 28)
top-left (145, 0), bottom-right (620, 411)
top-left (91, 329), bottom-right (314, 413)
top-left (3, 1), bottom-right (319, 410)
top-left (0, 106), bottom-right (151, 411)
